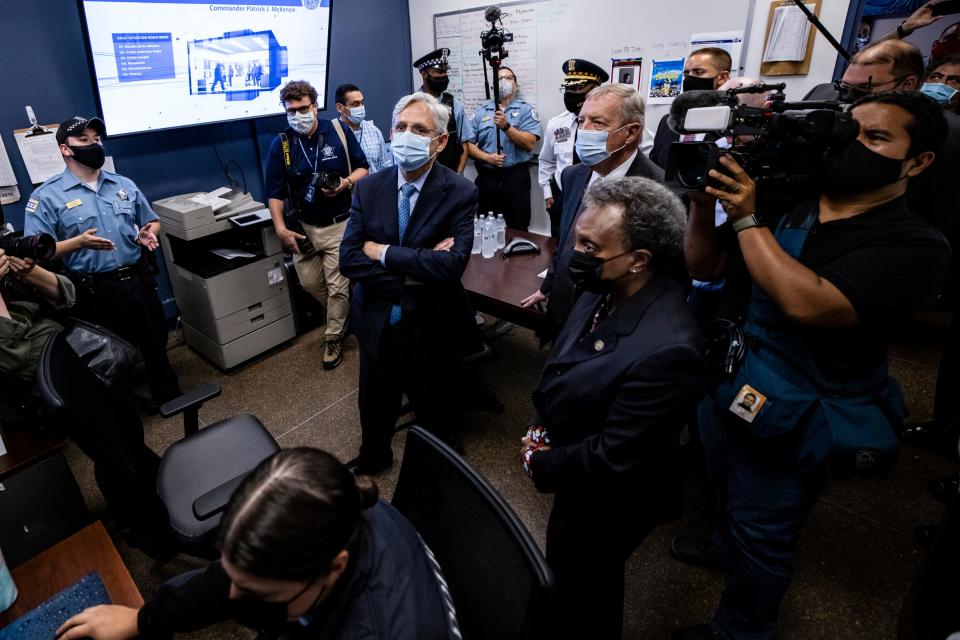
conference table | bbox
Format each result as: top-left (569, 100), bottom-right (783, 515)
top-left (0, 521), bottom-right (143, 628)
top-left (461, 230), bottom-right (556, 331)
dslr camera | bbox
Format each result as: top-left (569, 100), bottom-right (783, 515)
top-left (0, 227), bottom-right (56, 261)
top-left (304, 171), bottom-right (341, 204)
top-left (665, 84), bottom-right (858, 209)
top-left (480, 5), bottom-right (513, 60)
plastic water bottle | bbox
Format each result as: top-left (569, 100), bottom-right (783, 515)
top-left (481, 218), bottom-right (496, 258)
top-left (495, 214), bottom-right (506, 249)
top-left (0, 546), bottom-right (17, 614)
top-left (472, 215), bottom-right (482, 254)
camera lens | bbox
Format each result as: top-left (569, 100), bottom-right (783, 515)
top-left (0, 231), bottom-right (56, 261)
top-left (676, 144), bottom-right (712, 190)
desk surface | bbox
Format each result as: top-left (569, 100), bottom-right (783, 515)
top-left (0, 425), bottom-right (67, 482)
top-left (462, 230), bottom-right (556, 331)
top-left (0, 521), bottom-right (144, 627)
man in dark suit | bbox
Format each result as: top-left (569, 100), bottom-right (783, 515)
top-left (648, 47), bottom-right (732, 170)
top-left (339, 92), bottom-right (478, 475)
top-left (521, 176), bottom-right (703, 638)
top-left (521, 83), bottom-right (666, 342)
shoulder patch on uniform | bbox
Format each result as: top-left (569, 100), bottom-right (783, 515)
top-left (531, 108), bottom-right (541, 122)
top-left (25, 198), bottom-right (39, 213)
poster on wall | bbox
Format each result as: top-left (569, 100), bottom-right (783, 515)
top-left (689, 31), bottom-right (744, 71)
top-left (648, 58), bottom-right (684, 104)
top-left (611, 58), bottom-right (643, 91)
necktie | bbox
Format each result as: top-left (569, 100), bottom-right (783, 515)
top-left (390, 183), bottom-right (418, 325)
top-left (571, 115), bottom-right (580, 165)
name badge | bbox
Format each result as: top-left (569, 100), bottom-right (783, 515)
top-left (66, 199), bottom-right (82, 209)
top-left (729, 384), bottom-right (767, 423)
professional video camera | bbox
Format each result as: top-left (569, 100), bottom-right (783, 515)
top-left (0, 227), bottom-right (56, 261)
top-left (664, 84), bottom-right (858, 209)
top-left (480, 5), bottom-right (513, 61)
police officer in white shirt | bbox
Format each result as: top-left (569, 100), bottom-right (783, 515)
top-left (538, 59), bottom-right (608, 237)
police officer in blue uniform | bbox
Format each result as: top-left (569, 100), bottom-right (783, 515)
top-left (468, 66), bottom-right (541, 230)
top-left (25, 116), bottom-right (180, 404)
top-left (414, 48), bottom-right (475, 173)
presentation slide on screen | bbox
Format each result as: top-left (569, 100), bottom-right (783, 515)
top-left (82, 0), bottom-right (331, 135)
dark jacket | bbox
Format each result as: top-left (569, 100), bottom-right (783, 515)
top-left (339, 163), bottom-right (478, 361)
top-left (648, 113), bottom-right (680, 170)
top-left (529, 274), bottom-right (703, 520)
top-left (136, 502), bottom-right (458, 640)
top-left (541, 151), bottom-right (665, 297)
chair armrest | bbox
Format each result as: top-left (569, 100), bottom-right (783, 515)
top-left (192, 471), bottom-right (248, 520)
top-left (160, 383), bottom-right (222, 419)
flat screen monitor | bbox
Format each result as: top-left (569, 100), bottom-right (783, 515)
top-left (79, 0), bottom-right (332, 136)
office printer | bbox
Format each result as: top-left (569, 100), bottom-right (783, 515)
top-left (154, 188), bottom-right (295, 369)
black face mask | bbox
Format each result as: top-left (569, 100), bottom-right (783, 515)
top-left (819, 139), bottom-right (906, 198)
top-left (68, 143), bottom-right (106, 170)
top-left (227, 596), bottom-right (291, 633)
top-left (425, 75), bottom-right (450, 93)
top-left (568, 249), bottom-right (632, 294)
top-left (563, 91), bottom-right (587, 115)
top-left (682, 74), bottom-right (717, 93)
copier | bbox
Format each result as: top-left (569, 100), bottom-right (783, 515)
top-left (153, 188), bottom-right (295, 369)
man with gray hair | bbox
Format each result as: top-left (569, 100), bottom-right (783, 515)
top-left (521, 83), bottom-right (667, 342)
top-left (339, 91), bottom-right (480, 474)
top-left (522, 175), bottom-right (702, 638)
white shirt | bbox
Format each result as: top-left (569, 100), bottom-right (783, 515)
top-left (538, 110), bottom-right (579, 199)
top-left (587, 148), bottom-right (640, 188)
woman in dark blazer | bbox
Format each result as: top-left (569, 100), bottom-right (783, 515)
top-left (522, 176), bottom-right (704, 639)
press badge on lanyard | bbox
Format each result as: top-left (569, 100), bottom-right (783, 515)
top-left (299, 138), bottom-right (321, 204)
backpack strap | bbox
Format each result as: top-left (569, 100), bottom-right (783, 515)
top-left (330, 118), bottom-right (353, 175)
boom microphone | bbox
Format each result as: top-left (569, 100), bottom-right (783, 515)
top-left (668, 90), bottom-right (725, 134)
top-left (484, 5), bottom-right (502, 22)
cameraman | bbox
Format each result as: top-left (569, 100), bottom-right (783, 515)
top-left (671, 92), bottom-right (951, 640)
top-left (0, 249), bottom-right (174, 560)
top-left (265, 80), bottom-right (369, 371)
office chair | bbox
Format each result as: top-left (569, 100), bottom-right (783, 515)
top-left (391, 426), bottom-right (553, 640)
top-left (34, 331), bottom-right (278, 557)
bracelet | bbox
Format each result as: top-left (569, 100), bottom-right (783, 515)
top-left (897, 21), bottom-right (910, 38)
top-left (732, 214), bottom-right (761, 233)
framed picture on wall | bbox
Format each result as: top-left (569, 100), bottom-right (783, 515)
top-left (611, 57), bottom-right (643, 91)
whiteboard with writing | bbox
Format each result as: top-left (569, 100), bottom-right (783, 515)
top-left (424, 0), bottom-right (755, 137)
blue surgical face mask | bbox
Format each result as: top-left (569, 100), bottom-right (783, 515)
top-left (574, 124), bottom-right (631, 167)
top-left (345, 106), bottom-right (366, 124)
top-left (921, 82), bottom-right (959, 106)
top-left (391, 130), bottom-right (441, 171)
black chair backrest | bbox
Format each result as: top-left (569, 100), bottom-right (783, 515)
top-left (391, 427), bottom-right (553, 640)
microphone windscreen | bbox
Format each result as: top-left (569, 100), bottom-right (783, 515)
top-left (668, 90), bottom-right (725, 133)
top-left (484, 5), bottom-right (501, 22)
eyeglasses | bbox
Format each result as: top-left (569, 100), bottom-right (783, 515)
top-left (394, 123), bottom-right (436, 136)
top-left (283, 104), bottom-right (314, 116)
top-left (833, 74), bottom-right (913, 97)
top-left (927, 71), bottom-right (960, 87)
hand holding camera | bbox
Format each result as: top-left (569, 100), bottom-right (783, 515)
top-left (705, 154), bottom-right (757, 220)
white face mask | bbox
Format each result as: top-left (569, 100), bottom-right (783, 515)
top-left (287, 110), bottom-right (315, 135)
top-left (498, 78), bottom-right (515, 98)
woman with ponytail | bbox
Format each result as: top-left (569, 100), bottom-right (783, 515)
top-left (56, 448), bottom-right (459, 640)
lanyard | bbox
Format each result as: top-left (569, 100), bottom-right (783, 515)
top-left (297, 135), bottom-right (321, 174)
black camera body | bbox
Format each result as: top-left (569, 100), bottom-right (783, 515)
top-left (480, 25), bottom-right (513, 52)
top-left (303, 171), bottom-right (341, 204)
top-left (0, 228), bottom-right (56, 261)
top-left (665, 85), bottom-right (858, 209)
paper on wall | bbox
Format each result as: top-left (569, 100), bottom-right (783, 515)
top-left (13, 126), bottom-right (65, 184)
top-left (763, 4), bottom-right (813, 63)
top-left (0, 186), bottom-right (20, 206)
top-left (0, 135), bottom-right (17, 188)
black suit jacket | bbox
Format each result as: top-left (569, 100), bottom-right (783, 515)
top-left (540, 150), bottom-right (665, 297)
top-left (648, 113), bottom-right (680, 170)
top-left (529, 274), bottom-right (703, 519)
top-left (339, 163), bottom-right (478, 361)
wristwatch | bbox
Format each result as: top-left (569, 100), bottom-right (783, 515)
top-left (503, 121), bottom-right (512, 131)
top-left (732, 214), bottom-right (761, 233)
top-left (897, 21), bottom-right (911, 38)
top-left (344, 177), bottom-right (353, 190)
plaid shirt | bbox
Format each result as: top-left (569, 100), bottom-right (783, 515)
top-left (349, 119), bottom-right (393, 174)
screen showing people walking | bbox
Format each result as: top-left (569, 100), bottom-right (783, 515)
top-left (80, 0), bottom-right (332, 135)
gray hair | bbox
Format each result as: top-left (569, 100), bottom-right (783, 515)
top-left (583, 176), bottom-right (685, 269)
top-left (392, 91), bottom-right (450, 134)
top-left (585, 83), bottom-right (646, 129)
